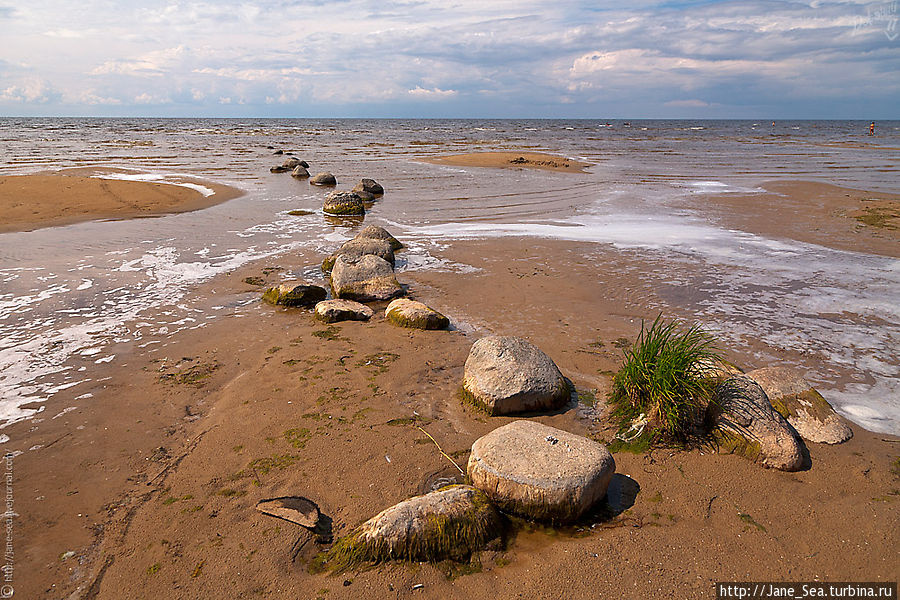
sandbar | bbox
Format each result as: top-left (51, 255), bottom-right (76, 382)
top-left (424, 151), bottom-right (590, 173)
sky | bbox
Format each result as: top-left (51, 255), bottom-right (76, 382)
top-left (0, 0), bottom-right (897, 118)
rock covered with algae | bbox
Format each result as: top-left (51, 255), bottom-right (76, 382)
top-left (746, 366), bottom-right (852, 444)
top-left (318, 485), bottom-right (502, 570)
top-left (262, 281), bottom-right (327, 307)
top-left (385, 298), bottom-right (449, 330)
top-left (709, 375), bottom-right (807, 471)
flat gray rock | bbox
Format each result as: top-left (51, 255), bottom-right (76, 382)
top-left (310, 171), bottom-right (337, 186)
top-left (467, 420), bottom-right (615, 523)
top-left (463, 336), bottom-right (569, 415)
top-left (385, 298), bottom-right (449, 330)
top-left (314, 299), bottom-right (374, 323)
top-left (322, 237), bottom-right (394, 271)
top-left (323, 191), bottom-right (364, 216)
top-left (710, 375), bottom-right (807, 471)
top-left (262, 281), bottom-right (327, 307)
top-left (355, 225), bottom-right (403, 250)
top-left (323, 485), bottom-right (502, 565)
top-left (746, 367), bottom-right (852, 444)
top-left (256, 496), bottom-right (320, 529)
top-left (330, 254), bottom-right (403, 302)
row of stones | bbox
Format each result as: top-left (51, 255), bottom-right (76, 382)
top-left (269, 153), bottom-right (385, 216)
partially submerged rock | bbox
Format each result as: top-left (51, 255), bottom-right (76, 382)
top-left (330, 255), bottom-right (404, 302)
top-left (256, 496), bottom-right (320, 529)
top-left (291, 165), bottom-right (310, 179)
top-left (322, 237), bottom-right (394, 271)
top-left (746, 367), bottom-right (852, 444)
top-left (283, 157), bottom-right (303, 169)
top-left (462, 336), bottom-right (570, 415)
top-left (710, 375), bottom-right (807, 471)
top-left (270, 165), bottom-right (291, 173)
top-left (314, 299), bottom-right (374, 323)
top-left (323, 191), bottom-right (365, 216)
top-left (310, 172), bottom-right (337, 186)
top-left (356, 225), bottom-right (403, 250)
top-left (467, 420), bottom-right (615, 523)
top-left (353, 178), bottom-right (384, 195)
top-left (385, 298), bottom-right (449, 330)
top-left (319, 485), bottom-right (502, 570)
top-left (262, 282), bottom-right (327, 307)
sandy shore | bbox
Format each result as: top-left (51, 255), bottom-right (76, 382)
top-left (423, 151), bottom-right (590, 173)
top-left (0, 171), bottom-right (243, 233)
top-left (683, 180), bottom-right (900, 258)
top-left (6, 177), bottom-right (899, 599)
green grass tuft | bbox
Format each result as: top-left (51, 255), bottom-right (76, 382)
top-left (608, 315), bottom-right (724, 443)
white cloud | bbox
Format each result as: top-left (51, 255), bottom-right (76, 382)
top-left (0, 77), bottom-right (57, 103)
top-left (665, 99), bottom-right (711, 108)
top-left (407, 86), bottom-right (458, 99)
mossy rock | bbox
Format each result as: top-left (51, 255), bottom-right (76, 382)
top-left (287, 209), bottom-right (315, 216)
top-left (709, 376), bottom-right (806, 471)
top-left (385, 298), bottom-right (449, 330)
top-left (323, 191), bottom-right (364, 216)
top-left (746, 367), bottom-right (851, 444)
top-left (262, 282), bottom-right (327, 307)
top-left (315, 485), bottom-right (502, 571)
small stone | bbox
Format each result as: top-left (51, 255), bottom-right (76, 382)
top-left (385, 298), bottom-right (449, 330)
top-left (462, 336), bottom-right (570, 415)
top-left (310, 172), bottom-right (337, 186)
top-left (256, 496), bottom-right (320, 529)
top-left (710, 375), bottom-right (807, 471)
top-left (352, 178), bottom-right (384, 195)
top-left (314, 299), bottom-right (374, 323)
top-left (746, 367), bottom-right (852, 444)
top-left (291, 165), bottom-right (310, 179)
top-left (262, 281), bottom-right (327, 307)
top-left (330, 255), bottom-right (404, 302)
top-left (323, 191), bottom-right (365, 216)
top-left (270, 165), bottom-right (290, 173)
top-left (467, 420), bottom-right (615, 523)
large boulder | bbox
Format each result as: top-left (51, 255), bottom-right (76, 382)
top-left (262, 281), bottom-right (327, 307)
top-left (322, 237), bottom-right (394, 271)
top-left (356, 225), bottom-right (403, 250)
top-left (710, 376), bottom-right (807, 471)
top-left (385, 298), bottom-right (449, 330)
top-left (320, 485), bottom-right (502, 569)
top-left (746, 367), bottom-right (852, 444)
top-left (323, 191), bottom-right (365, 216)
top-left (467, 420), bottom-right (615, 523)
top-left (330, 255), bottom-right (403, 302)
top-left (462, 336), bottom-right (570, 415)
top-left (314, 299), bottom-right (374, 323)
top-left (291, 165), bottom-right (310, 179)
top-left (310, 172), bottom-right (337, 186)
top-left (353, 178), bottom-right (384, 195)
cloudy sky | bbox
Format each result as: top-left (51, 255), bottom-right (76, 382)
top-left (1, 0), bottom-right (897, 118)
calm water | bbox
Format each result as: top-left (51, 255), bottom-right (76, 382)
top-left (1, 118), bottom-right (898, 435)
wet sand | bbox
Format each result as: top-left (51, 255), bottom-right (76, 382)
top-left (0, 172), bottom-right (243, 233)
top-left (686, 180), bottom-right (900, 258)
top-left (424, 151), bottom-right (590, 173)
top-left (6, 178), bottom-right (900, 599)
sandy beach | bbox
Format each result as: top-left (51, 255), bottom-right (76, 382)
top-left (0, 171), bottom-right (243, 233)
top-left (4, 159), bottom-right (898, 600)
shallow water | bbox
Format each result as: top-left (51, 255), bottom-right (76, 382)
top-left (1, 118), bottom-right (898, 434)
